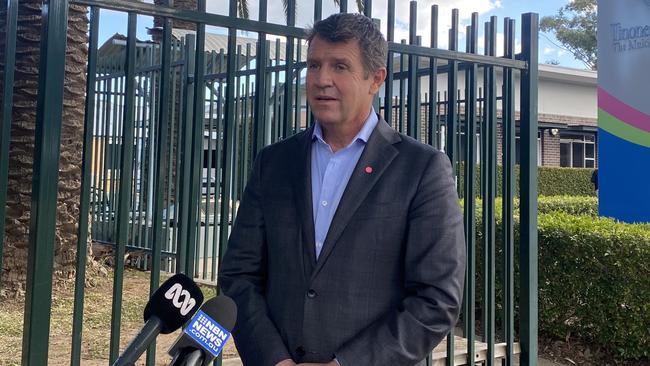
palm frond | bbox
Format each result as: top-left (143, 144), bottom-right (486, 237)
top-left (238, 0), bottom-right (249, 19)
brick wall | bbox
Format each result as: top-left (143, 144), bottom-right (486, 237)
top-left (542, 129), bottom-right (561, 167)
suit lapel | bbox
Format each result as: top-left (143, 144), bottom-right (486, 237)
top-left (310, 118), bottom-right (401, 281)
top-left (290, 127), bottom-right (317, 278)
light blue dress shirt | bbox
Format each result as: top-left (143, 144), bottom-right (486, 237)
top-left (311, 109), bottom-right (378, 259)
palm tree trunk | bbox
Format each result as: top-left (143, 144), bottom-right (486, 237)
top-left (0, 1), bottom-right (88, 295)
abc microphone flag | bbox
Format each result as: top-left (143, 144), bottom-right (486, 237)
top-left (168, 295), bottom-right (237, 366)
top-left (112, 273), bottom-right (203, 366)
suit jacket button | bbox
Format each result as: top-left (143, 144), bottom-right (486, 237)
top-left (307, 289), bottom-right (317, 298)
top-left (296, 346), bottom-right (306, 357)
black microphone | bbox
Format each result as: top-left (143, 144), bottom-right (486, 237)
top-left (112, 273), bottom-right (204, 366)
top-left (167, 295), bottom-right (237, 366)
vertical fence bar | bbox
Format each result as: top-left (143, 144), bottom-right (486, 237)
top-left (480, 21), bottom-right (489, 350)
top-left (462, 12), bottom-right (478, 366)
top-left (503, 17), bottom-right (516, 366)
top-left (427, 5), bottom-right (438, 148)
top-left (398, 40), bottom-right (406, 133)
top-left (205, 77), bottom-right (216, 280)
top-left (252, 0), bottom-right (268, 158)
top-left (520, 13), bottom-right (539, 366)
top-left (339, 0), bottom-right (347, 13)
top-left (446, 9), bottom-right (458, 172)
top-left (406, 1), bottom-right (418, 140)
top-left (177, 33), bottom-right (195, 274)
top-left (283, 0), bottom-right (295, 139)
top-left (145, 7), bottom-right (173, 365)
top-left (186, 5), bottom-right (206, 275)
top-left (273, 39), bottom-right (281, 142)
top-left (383, 0), bottom-right (394, 126)
top-left (211, 69), bottom-right (224, 283)
top-left (0, 0), bottom-right (18, 284)
top-left (21, 0), bottom-right (69, 364)
top-left (292, 44), bottom-right (301, 135)
top-left (314, 0), bottom-right (322, 21)
top-left (70, 7), bottom-right (99, 366)
top-left (485, 15), bottom-right (498, 366)
top-left (363, 0), bottom-right (371, 17)
top-left (144, 50), bottom-right (157, 257)
top-left (445, 9), bottom-right (459, 366)
top-left (218, 0), bottom-right (239, 298)
top-left (109, 13), bottom-right (137, 363)
top-left (101, 78), bottom-right (112, 241)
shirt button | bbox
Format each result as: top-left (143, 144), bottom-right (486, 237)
top-left (307, 289), bottom-right (317, 298)
top-left (321, 200), bottom-right (328, 206)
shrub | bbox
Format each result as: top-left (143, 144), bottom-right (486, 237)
top-left (463, 195), bottom-right (598, 217)
top-left (457, 165), bottom-right (596, 198)
top-left (537, 213), bottom-right (650, 359)
top-left (528, 195), bottom-right (598, 216)
top-left (538, 166), bottom-right (595, 196)
top-left (467, 205), bottom-right (649, 360)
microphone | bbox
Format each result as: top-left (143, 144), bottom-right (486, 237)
top-left (112, 273), bottom-right (204, 366)
top-left (167, 295), bottom-right (237, 366)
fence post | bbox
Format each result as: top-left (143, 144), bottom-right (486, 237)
top-left (21, 0), bottom-right (69, 364)
top-left (520, 12), bottom-right (539, 366)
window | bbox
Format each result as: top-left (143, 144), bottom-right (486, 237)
top-left (515, 131), bottom-right (542, 166)
top-left (560, 133), bottom-right (596, 168)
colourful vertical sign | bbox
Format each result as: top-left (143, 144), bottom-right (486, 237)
top-left (597, 0), bottom-right (650, 223)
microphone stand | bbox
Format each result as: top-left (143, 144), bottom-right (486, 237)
top-left (168, 348), bottom-right (205, 366)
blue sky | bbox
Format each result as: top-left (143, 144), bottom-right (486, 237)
top-left (97, 0), bottom-right (584, 69)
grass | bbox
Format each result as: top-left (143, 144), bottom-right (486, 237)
top-left (0, 267), bottom-right (237, 366)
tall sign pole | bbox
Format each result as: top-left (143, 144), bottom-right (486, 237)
top-left (597, 0), bottom-right (650, 223)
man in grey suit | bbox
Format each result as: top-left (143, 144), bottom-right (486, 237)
top-left (219, 13), bottom-right (465, 366)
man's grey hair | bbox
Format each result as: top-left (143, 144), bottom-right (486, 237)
top-left (306, 13), bottom-right (388, 75)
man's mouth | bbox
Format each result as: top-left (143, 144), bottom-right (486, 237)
top-left (315, 95), bottom-right (338, 101)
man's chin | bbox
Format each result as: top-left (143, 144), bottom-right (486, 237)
top-left (311, 113), bottom-right (341, 126)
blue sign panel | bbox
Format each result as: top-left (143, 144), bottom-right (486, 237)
top-left (184, 310), bottom-right (231, 357)
top-left (597, 0), bottom-right (650, 223)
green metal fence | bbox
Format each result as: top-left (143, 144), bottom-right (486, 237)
top-left (0, 0), bottom-right (538, 365)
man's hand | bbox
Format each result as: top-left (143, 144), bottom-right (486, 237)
top-left (296, 362), bottom-right (338, 366)
top-left (275, 360), bottom-right (297, 366)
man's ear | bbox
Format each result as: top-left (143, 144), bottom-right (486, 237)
top-left (369, 67), bottom-right (387, 95)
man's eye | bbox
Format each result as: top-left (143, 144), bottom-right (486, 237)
top-left (308, 63), bottom-right (319, 69)
top-left (336, 64), bottom-right (348, 70)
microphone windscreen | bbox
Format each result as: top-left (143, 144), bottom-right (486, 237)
top-left (144, 273), bottom-right (204, 334)
top-left (200, 295), bottom-right (237, 332)
top-left (167, 295), bottom-right (238, 362)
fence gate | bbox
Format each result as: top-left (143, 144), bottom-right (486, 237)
top-left (0, 0), bottom-right (538, 365)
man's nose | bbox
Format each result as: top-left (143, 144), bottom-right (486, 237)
top-left (312, 68), bottom-right (333, 87)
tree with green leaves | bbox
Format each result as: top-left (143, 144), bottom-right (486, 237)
top-left (540, 0), bottom-right (597, 70)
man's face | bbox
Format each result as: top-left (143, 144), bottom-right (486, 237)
top-left (306, 36), bottom-right (386, 129)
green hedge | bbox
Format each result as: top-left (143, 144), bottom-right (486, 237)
top-left (538, 213), bottom-right (650, 359)
top-left (463, 195), bottom-right (598, 216)
top-left (524, 195), bottom-right (598, 216)
top-left (457, 165), bottom-right (596, 197)
top-left (471, 208), bottom-right (650, 360)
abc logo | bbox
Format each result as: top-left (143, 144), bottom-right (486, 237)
top-left (164, 283), bottom-right (198, 316)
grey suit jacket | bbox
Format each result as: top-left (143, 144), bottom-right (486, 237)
top-left (219, 118), bottom-right (466, 366)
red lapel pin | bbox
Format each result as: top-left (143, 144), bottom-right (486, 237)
top-left (364, 166), bottom-right (373, 174)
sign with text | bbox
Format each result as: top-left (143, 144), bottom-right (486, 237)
top-left (184, 310), bottom-right (231, 357)
top-left (597, 0), bottom-right (650, 223)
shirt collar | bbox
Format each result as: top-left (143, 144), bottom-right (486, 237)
top-left (312, 107), bottom-right (378, 146)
